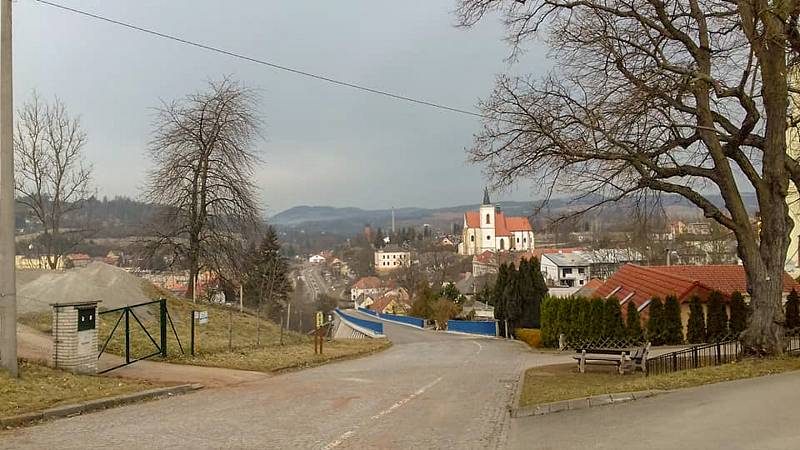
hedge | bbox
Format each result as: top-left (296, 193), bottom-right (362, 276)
top-left (539, 295), bottom-right (628, 347)
top-left (515, 328), bottom-right (542, 348)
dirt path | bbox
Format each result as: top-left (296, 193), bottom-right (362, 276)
top-left (16, 324), bottom-right (269, 388)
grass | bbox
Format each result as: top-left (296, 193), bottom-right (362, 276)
top-left (0, 360), bottom-right (160, 418)
top-left (185, 338), bottom-right (391, 373)
top-left (18, 282), bottom-right (390, 373)
top-left (519, 357), bottom-right (800, 408)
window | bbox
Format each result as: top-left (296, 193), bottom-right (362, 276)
top-left (486, 235), bottom-right (491, 240)
top-left (500, 239), bottom-right (505, 250)
top-left (523, 237), bottom-right (527, 243)
top-left (470, 235), bottom-right (475, 242)
top-left (563, 268), bottom-right (573, 275)
top-left (578, 268), bottom-right (585, 274)
top-left (486, 213), bottom-right (491, 224)
top-left (516, 238), bottom-right (520, 243)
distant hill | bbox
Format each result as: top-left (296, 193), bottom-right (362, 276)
top-left (270, 193), bottom-right (759, 235)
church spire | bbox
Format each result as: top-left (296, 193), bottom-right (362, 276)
top-left (482, 186), bottom-right (491, 205)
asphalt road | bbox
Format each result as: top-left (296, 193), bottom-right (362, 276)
top-left (1, 319), bottom-right (532, 449)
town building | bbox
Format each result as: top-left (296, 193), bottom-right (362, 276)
top-left (308, 254), bottom-right (326, 264)
top-left (374, 245), bottom-right (411, 272)
top-left (367, 287), bottom-right (412, 314)
top-left (458, 188), bottom-right (534, 255)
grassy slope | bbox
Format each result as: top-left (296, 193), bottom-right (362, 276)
top-left (0, 360), bottom-right (159, 417)
top-left (19, 281), bottom-right (389, 372)
top-left (519, 357), bottom-right (800, 407)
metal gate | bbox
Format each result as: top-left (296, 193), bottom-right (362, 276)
top-left (97, 298), bottom-right (182, 374)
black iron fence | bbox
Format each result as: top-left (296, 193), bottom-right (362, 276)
top-left (646, 339), bottom-right (741, 376)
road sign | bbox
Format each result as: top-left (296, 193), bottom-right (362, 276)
top-left (316, 311), bottom-right (323, 328)
top-left (195, 310), bottom-right (209, 324)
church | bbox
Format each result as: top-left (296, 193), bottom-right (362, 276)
top-left (458, 188), bottom-right (535, 255)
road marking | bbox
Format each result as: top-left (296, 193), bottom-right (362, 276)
top-left (321, 376), bottom-right (444, 449)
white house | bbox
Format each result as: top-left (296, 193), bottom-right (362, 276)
top-left (459, 188), bottom-right (535, 255)
top-left (350, 276), bottom-right (392, 301)
top-left (540, 252), bottom-right (591, 288)
top-left (374, 245), bottom-right (411, 272)
top-left (308, 254), bottom-right (326, 264)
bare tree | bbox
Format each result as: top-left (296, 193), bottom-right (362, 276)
top-left (144, 78), bottom-right (263, 299)
top-left (458, 0), bottom-right (800, 355)
top-left (14, 93), bottom-right (93, 269)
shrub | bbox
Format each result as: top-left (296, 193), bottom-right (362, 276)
top-left (663, 295), bottom-right (684, 345)
top-left (729, 291), bottom-right (749, 335)
top-left (706, 291), bottom-right (729, 341)
top-left (786, 289), bottom-right (800, 330)
top-left (625, 301), bottom-right (643, 340)
top-left (686, 296), bottom-right (706, 344)
top-left (647, 297), bottom-right (665, 345)
top-left (515, 328), bottom-right (542, 348)
top-left (603, 297), bottom-right (626, 340)
top-left (588, 297), bottom-right (605, 340)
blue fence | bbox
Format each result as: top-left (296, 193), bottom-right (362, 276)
top-left (336, 309), bottom-right (384, 335)
top-left (357, 307), bottom-right (378, 316)
top-left (379, 312), bottom-right (424, 328)
top-left (447, 320), bottom-right (498, 336)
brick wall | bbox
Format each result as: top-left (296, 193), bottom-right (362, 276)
top-left (52, 305), bottom-right (98, 374)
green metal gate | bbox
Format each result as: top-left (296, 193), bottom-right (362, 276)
top-left (97, 298), bottom-right (182, 374)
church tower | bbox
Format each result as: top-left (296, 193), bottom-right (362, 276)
top-left (479, 187), bottom-right (495, 253)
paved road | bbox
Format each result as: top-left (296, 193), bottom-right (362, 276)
top-left (2, 318), bottom-right (540, 449)
top-left (508, 370), bottom-right (800, 449)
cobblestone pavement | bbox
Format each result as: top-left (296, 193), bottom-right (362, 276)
top-left (2, 318), bottom-right (552, 449)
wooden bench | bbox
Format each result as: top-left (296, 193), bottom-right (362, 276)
top-left (573, 343), bottom-right (651, 375)
top-left (573, 348), bottom-right (631, 375)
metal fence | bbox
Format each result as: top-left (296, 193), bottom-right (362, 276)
top-left (646, 339), bottom-right (741, 376)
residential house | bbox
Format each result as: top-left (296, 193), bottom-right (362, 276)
top-left (540, 252), bottom-right (591, 288)
top-left (459, 188), bottom-right (534, 255)
top-left (686, 222), bottom-right (712, 235)
top-left (66, 253), bottom-right (92, 268)
top-left (374, 245), bottom-right (411, 272)
top-left (368, 287), bottom-right (412, 315)
top-left (350, 276), bottom-right (393, 302)
top-left (309, 254), bottom-right (326, 264)
top-left (594, 263), bottom-right (800, 329)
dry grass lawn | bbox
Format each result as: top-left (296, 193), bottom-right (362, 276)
top-left (0, 360), bottom-right (159, 417)
top-left (520, 357), bottom-right (800, 408)
top-left (18, 282), bottom-right (389, 373)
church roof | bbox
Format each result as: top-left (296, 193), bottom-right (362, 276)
top-left (464, 211), bottom-right (533, 235)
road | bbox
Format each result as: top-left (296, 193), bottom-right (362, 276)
top-left (1, 317), bottom-right (542, 449)
top-left (6, 317), bottom-right (800, 449)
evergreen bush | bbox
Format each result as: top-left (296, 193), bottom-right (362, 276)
top-left (706, 291), bottom-right (729, 341)
top-left (728, 291), bottom-right (749, 336)
top-left (786, 289), bottom-right (800, 330)
top-left (663, 295), bottom-right (684, 345)
top-left (686, 296), bottom-right (706, 344)
top-left (625, 301), bottom-right (643, 340)
top-left (647, 297), bottom-right (665, 345)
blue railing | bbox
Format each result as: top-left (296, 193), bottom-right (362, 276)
top-left (379, 312), bottom-right (424, 328)
top-left (336, 308), bottom-right (384, 335)
top-left (357, 307), bottom-right (378, 316)
top-left (447, 320), bottom-right (498, 336)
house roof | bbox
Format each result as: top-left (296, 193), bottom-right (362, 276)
top-left (473, 250), bottom-right (496, 264)
top-left (542, 252), bottom-right (592, 267)
top-left (531, 247), bottom-right (586, 259)
top-left (352, 276), bottom-right (382, 290)
top-left (464, 210), bottom-right (533, 235)
top-left (594, 264), bottom-right (800, 313)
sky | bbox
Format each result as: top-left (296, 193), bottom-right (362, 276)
top-left (14, 0), bottom-right (550, 215)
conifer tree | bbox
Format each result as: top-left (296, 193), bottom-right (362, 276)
top-left (588, 297), bottom-right (605, 340)
top-left (785, 289), bottom-right (800, 330)
top-left (687, 296), bottom-right (707, 344)
top-left (625, 301), bottom-right (643, 340)
top-left (647, 297), bottom-right (665, 345)
top-left (706, 291), bottom-right (729, 341)
top-left (728, 291), bottom-right (749, 336)
top-left (604, 297), bottom-right (626, 340)
top-left (663, 295), bottom-right (684, 345)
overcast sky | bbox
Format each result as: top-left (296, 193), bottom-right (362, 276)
top-left (14, 0), bottom-right (550, 215)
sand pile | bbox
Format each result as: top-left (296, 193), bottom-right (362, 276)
top-left (16, 262), bottom-right (150, 314)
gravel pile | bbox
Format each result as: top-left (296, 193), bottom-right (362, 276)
top-left (16, 262), bottom-right (150, 314)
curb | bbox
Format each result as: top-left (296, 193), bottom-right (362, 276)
top-left (1, 383), bottom-right (203, 429)
top-left (510, 389), bottom-right (664, 418)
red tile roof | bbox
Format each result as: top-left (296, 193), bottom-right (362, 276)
top-left (594, 264), bottom-right (800, 314)
top-left (352, 276), bottom-right (382, 290)
top-left (464, 210), bottom-right (532, 236)
top-left (473, 250), bottom-right (496, 264)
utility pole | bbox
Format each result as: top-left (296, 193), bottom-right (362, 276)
top-left (0, 0), bottom-right (16, 377)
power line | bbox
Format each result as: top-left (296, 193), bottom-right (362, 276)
top-left (33, 0), bottom-right (488, 120)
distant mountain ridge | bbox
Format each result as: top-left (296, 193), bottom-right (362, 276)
top-left (270, 193), bottom-right (759, 235)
